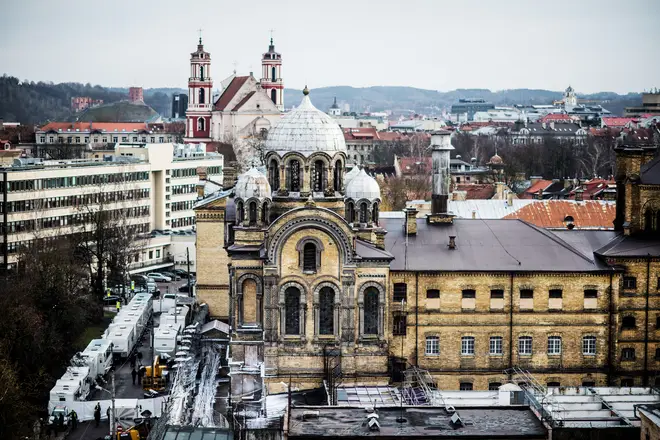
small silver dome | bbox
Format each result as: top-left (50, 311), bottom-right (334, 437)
top-left (235, 167), bottom-right (271, 200)
top-left (265, 90), bottom-right (347, 157)
top-left (345, 169), bottom-right (380, 201)
top-left (344, 166), bottom-right (360, 185)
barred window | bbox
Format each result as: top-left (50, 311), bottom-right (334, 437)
top-left (518, 336), bottom-right (533, 355)
top-left (284, 287), bottom-right (301, 335)
top-left (490, 289), bottom-right (504, 298)
top-left (303, 243), bottom-right (317, 272)
top-left (426, 289), bottom-right (440, 299)
top-left (622, 348), bottom-right (636, 360)
top-left (363, 287), bottom-right (379, 335)
top-left (459, 382), bottom-right (473, 391)
top-left (289, 160), bottom-right (301, 192)
top-left (549, 289), bottom-right (563, 298)
top-left (319, 287), bottom-right (334, 335)
top-left (489, 382), bottom-right (502, 391)
top-left (425, 336), bottom-right (439, 355)
top-left (520, 289), bottom-right (534, 299)
top-left (547, 336), bottom-right (562, 355)
top-left (393, 314), bottom-right (406, 336)
top-left (582, 336), bottom-right (596, 355)
top-left (462, 289), bottom-right (476, 299)
top-left (489, 336), bottom-right (503, 355)
top-left (623, 276), bottom-right (637, 289)
top-left (393, 283), bottom-right (407, 303)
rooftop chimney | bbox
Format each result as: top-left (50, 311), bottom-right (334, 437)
top-left (448, 236), bottom-right (456, 249)
top-left (405, 207), bottom-right (417, 236)
top-left (430, 130), bottom-right (454, 216)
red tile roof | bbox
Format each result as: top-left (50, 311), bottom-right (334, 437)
top-left (39, 122), bottom-right (149, 133)
top-left (589, 127), bottom-right (621, 138)
top-left (521, 180), bottom-right (553, 199)
top-left (232, 91), bottom-right (256, 111)
top-left (214, 76), bottom-right (250, 111)
top-left (377, 131), bottom-right (405, 142)
top-left (454, 183), bottom-right (495, 200)
top-left (602, 117), bottom-right (637, 128)
top-left (343, 127), bottom-right (378, 141)
top-left (569, 178), bottom-right (615, 199)
top-left (504, 200), bottom-right (615, 229)
top-left (397, 157), bottom-right (432, 175)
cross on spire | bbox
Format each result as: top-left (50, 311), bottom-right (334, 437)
top-left (198, 28), bottom-right (203, 45)
top-left (269, 29), bottom-right (275, 45)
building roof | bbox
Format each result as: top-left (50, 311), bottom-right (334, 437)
top-left (538, 113), bottom-right (577, 123)
top-left (503, 200), bottom-right (616, 229)
top-left (446, 199), bottom-right (537, 219)
top-left (595, 234), bottom-right (660, 258)
top-left (377, 131), bottom-right (405, 142)
top-left (355, 239), bottom-right (393, 260)
top-left (264, 91), bottom-right (346, 157)
top-left (381, 218), bottom-right (610, 272)
top-left (39, 122), bottom-right (151, 133)
top-left (287, 406), bottom-right (547, 439)
top-left (343, 127), bottom-right (378, 140)
top-left (516, 123), bottom-right (586, 136)
top-left (522, 180), bottom-right (553, 198)
top-left (397, 157), bottom-right (431, 175)
top-left (568, 178), bottom-right (615, 199)
top-left (232, 91), bottom-right (256, 111)
top-left (214, 76), bottom-right (250, 111)
top-left (235, 167), bottom-right (271, 200)
top-left (640, 155), bottom-right (660, 185)
top-left (346, 169), bottom-right (381, 200)
top-left (602, 117), bottom-right (638, 127)
top-left (453, 184), bottom-right (495, 200)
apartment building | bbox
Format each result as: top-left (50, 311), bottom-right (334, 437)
top-left (0, 143), bottom-right (223, 272)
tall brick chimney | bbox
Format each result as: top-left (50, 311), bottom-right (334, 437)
top-left (427, 130), bottom-right (455, 224)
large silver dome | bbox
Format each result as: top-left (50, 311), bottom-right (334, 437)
top-left (235, 167), bottom-right (271, 200)
top-left (345, 169), bottom-right (381, 201)
top-left (265, 89), bottom-right (347, 157)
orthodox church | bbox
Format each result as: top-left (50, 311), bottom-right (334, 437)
top-left (183, 37), bottom-right (283, 149)
top-left (195, 86), bottom-right (660, 398)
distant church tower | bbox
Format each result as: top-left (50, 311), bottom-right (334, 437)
top-left (260, 37), bottom-right (284, 111)
top-left (564, 85), bottom-right (578, 107)
top-left (185, 37), bottom-right (213, 141)
top-left (329, 97), bottom-right (341, 116)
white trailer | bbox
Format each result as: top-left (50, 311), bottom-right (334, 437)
top-left (153, 323), bottom-right (183, 358)
top-left (103, 324), bottom-right (136, 358)
top-left (50, 366), bottom-right (91, 402)
top-left (50, 381), bottom-right (79, 404)
top-left (80, 339), bottom-right (113, 379)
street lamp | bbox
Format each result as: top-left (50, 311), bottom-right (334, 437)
top-left (95, 368), bottom-right (116, 439)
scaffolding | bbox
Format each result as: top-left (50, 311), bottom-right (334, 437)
top-left (402, 367), bottom-right (445, 407)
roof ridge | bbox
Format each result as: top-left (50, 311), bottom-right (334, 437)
top-left (516, 219), bottom-right (596, 265)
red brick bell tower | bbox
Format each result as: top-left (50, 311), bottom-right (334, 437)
top-left (184, 36), bottom-right (213, 141)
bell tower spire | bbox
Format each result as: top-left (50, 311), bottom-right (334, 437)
top-left (184, 33), bottom-right (213, 142)
top-left (260, 32), bottom-right (284, 111)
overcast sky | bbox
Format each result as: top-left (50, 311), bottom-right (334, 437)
top-left (2, 0), bottom-right (659, 94)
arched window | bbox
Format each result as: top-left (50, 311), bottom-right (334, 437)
top-left (241, 278), bottom-right (258, 324)
top-left (334, 161), bottom-right (343, 192)
top-left (346, 202), bottom-right (355, 223)
top-left (319, 287), bottom-right (335, 335)
top-left (200, 65), bottom-right (205, 81)
top-left (303, 242), bottom-right (317, 272)
top-left (271, 66), bottom-right (276, 82)
top-left (363, 287), bottom-right (379, 335)
top-left (248, 201), bottom-right (257, 226)
top-left (261, 202), bottom-right (269, 226)
top-left (236, 201), bottom-right (244, 225)
top-left (645, 209), bottom-right (654, 232)
top-left (199, 88), bottom-right (205, 104)
top-left (271, 89), bottom-right (277, 104)
top-left (359, 202), bottom-right (368, 223)
top-left (313, 160), bottom-right (325, 192)
top-left (197, 117), bottom-right (206, 132)
top-left (372, 203), bottom-right (379, 224)
top-left (289, 160), bottom-right (301, 192)
top-left (284, 287), bottom-right (301, 335)
top-left (269, 159), bottom-right (280, 190)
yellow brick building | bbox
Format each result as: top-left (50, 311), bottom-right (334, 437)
top-left (195, 89), bottom-right (660, 393)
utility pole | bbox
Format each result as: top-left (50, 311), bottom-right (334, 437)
top-left (186, 247), bottom-right (191, 297)
top-left (110, 369), bottom-right (117, 439)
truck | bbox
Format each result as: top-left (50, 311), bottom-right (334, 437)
top-left (80, 338), bottom-right (113, 379)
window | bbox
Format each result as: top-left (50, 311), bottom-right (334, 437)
top-left (289, 160), bottom-right (301, 192)
top-left (284, 287), bottom-right (301, 335)
top-left (462, 289), bottom-right (476, 310)
top-left (236, 202), bottom-right (244, 224)
top-left (372, 203), bottom-right (379, 224)
top-left (359, 202), bottom-right (368, 223)
top-left (489, 336), bottom-right (503, 355)
top-left (393, 314), bottom-right (406, 336)
top-left (547, 381), bottom-right (561, 387)
top-left (313, 160), bottom-right (324, 192)
top-left (622, 348), bottom-right (636, 361)
top-left (490, 289), bottom-right (504, 298)
top-left (622, 316), bottom-right (636, 329)
top-left (149, 250), bottom-right (153, 259)
top-left (489, 382), bottom-right (502, 391)
top-left (248, 202), bottom-right (257, 226)
top-left (520, 289), bottom-right (533, 299)
top-left (333, 162), bottom-right (342, 192)
top-left (346, 202), bottom-right (355, 223)
top-left (518, 336), bottom-right (533, 355)
top-left (462, 289), bottom-right (476, 298)
top-left (582, 336), bottom-right (596, 355)
top-left (548, 336), bottom-right (562, 355)
top-left (655, 347), bottom-right (660, 360)
top-left (199, 88), bottom-right (205, 104)
top-left (425, 336), bottom-right (439, 355)
top-left (363, 287), bottom-right (379, 335)
top-left (490, 289), bottom-right (504, 310)
top-left (459, 382), bottom-right (473, 391)
top-left (584, 289), bottom-right (598, 309)
top-left (303, 243), bottom-right (317, 272)
top-left (549, 289), bottom-right (563, 298)
top-left (319, 287), bottom-right (335, 335)
top-left (393, 283), bottom-right (407, 303)
top-left (584, 289), bottom-right (598, 298)
top-left (461, 336), bottom-right (475, 355)
top-left (269, 159), bottom-right (280, 191)
top-left (623, 276), bottom-right (637, 289)
top-left (426, 290), bottom-right (440, 299)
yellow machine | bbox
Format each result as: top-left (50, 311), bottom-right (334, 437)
top-left (142, 355), bottom-right (168, 391)
top-left (117, 428), bottom-right (140, 440)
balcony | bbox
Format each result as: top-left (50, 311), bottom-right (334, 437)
top-left (128, 255), bottom-right (174, 274)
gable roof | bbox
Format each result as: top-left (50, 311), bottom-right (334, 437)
top-left (641, 155), bottom-right (660, 185)
top-left (503, 200), bottom-right (616, 229)
top-left (602, 117), bottom-right (638, 128)
top-left (453, 183), bottom-right (495, 200)
top-left (232, 91), bottom-right (256, 111)
top-left (397, 156), bottom-right (431, 175)
top-left (522, 179), bottom-right (553, 198)
top-left (214, 76), bottom-right (250, 111)
top-left (381, 218), bottom-right (610, 272)
top-left (39, 122), bottom-right (150, 133)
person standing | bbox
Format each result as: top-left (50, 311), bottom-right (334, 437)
top-left (94, 403), bottom-right (101, 427)
top-left (137, 366), bottom-right (144, 386)
top-left (131, 367), bottom-right (137, 385)
top-left (57, 413), bottom-right (64, 432)
top-left (70, 409), bottom-right (78, 431)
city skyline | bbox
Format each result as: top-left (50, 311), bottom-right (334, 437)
top-left (2, 0), bottom-right (659, 94)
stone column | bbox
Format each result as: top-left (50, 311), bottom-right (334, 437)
top-left (325, 165), bottom-right (335, 196)
top-left (341, 271), bottom-right (356, 345)
top-left (301, 164), bottom-right (311, 197)
top-left (263, 275), bottom-right (278, 342)
top-left (278, 164), bottom-right (287, 196)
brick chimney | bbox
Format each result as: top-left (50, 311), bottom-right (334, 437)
top-left (374, 228), bottom-right (387, 249)
top-left (405, 207), bottom-right (417, 236)
top-left (575, 188), bottom-right (584, 201)
top-left (448, 236), bottom-right (456, 250)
